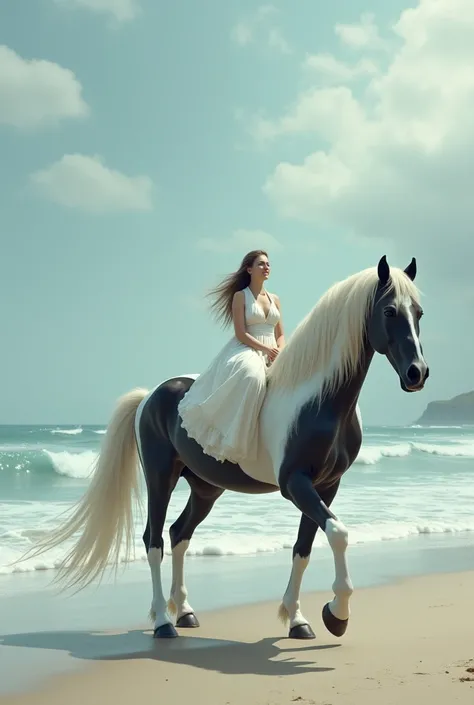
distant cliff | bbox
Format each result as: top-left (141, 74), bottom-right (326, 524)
top-left (416, 391), bottom-right (474, 426)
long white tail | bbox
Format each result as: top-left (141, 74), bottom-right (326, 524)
top-left (20, 387), bottom-right (149, 592)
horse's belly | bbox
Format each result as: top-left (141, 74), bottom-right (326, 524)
top-left (240, 446), bottom-right (280, 487)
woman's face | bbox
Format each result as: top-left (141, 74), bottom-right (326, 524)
top-left (248, 254), bottom-right (270, 281)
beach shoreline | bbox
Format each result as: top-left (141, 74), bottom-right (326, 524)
top-left (0, 531), bottom-right (473, 703)
top-left (0, 568), bottom-right (473, 705)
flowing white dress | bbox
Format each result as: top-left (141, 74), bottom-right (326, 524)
top-left (178, 286), bottom-right (281, 464)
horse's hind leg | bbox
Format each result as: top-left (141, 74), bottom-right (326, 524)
top-left (141, 443), bottom-right (181, 639)
top-left (168, 471), bottom-right (224, 628)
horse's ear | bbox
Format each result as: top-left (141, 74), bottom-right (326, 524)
top-left (377, 255), bottom-right (390, 286)
top-left (404, 257), bottom-right (417, 281)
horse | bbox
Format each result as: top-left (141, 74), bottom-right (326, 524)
top-left (21, 255), bottom-right (428, 641)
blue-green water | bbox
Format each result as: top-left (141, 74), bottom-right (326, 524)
top-left (0, 423), bottom-right (473, 575)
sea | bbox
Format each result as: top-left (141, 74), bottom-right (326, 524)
top-left (1, 423), bottom-right (473, 577)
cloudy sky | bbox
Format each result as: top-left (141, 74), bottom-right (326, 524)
top-left (0, 0), bottom-right (471, 425)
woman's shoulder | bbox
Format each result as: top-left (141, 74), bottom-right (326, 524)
top-left (233, 288), bottom-right (247, 301)
top-left (231, 289), bottom-right (247, 309)
top-left (268, 291), bottom-right (281, 305)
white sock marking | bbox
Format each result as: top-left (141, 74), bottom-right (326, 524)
top-left (325, 518), bottom-right (354, 621)
top-left (280, 555), bottom-right (311, 628)
top-left (148, 547), bottom-right (173, 629)
top-left (170, 540), bottom-right (193, 619)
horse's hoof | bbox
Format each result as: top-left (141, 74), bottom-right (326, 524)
top-left (153, 622), bottom-right (179, 639)
top-left (176, 612), bottom-right (200, 628)
top-left (322, 603), bottom-right (348, 637)
top-left (288, 623), bottom-right (316, 639)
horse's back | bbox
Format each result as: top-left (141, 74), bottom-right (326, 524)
top-left (136, 374), bottom-right (278, 494)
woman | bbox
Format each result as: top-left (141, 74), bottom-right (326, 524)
top-left (178, 249), bottom-right (285, 465)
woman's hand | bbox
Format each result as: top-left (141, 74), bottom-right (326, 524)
top-left (265, 346), bottom-right (280, 363)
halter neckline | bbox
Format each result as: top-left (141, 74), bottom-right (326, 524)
top-left (246, 286), bottom-right (273, 322)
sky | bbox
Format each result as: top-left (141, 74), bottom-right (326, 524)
top-left (0, 0), bottom-right (473, 426)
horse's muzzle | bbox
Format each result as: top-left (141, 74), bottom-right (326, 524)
top-left (403, 362), bottom-right (429, 392)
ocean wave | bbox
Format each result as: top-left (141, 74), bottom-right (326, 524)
top-left (410, 424), bottom-right (465, 429)
top-left (43, 450), bottom-right (97, 479)
top-left (3, 422), bottom-right (474, 581)
top-left (355, 440), bottom-right (474, 464)
top-left (355, 443), bottom-right (412, 465)
top-left (50, 428), bottom-right (83, 436)
top-left (0, 448), bottom-right (98, 480)
top-left (1, 436), bottom-right (474, 481)
top-left (2, 519), bottom-right (473, 576)
top-left (412, 442), bottom-right (474, 457)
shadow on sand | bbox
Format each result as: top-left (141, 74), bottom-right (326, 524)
top-left (0, 628), bottom-right (339, 676)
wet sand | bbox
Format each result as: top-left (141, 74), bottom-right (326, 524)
top-left (1, 569), bottom-right (473, 705)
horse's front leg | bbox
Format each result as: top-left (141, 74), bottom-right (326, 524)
top-left (279, 482), bottom-right (341, 639)
top-left (284, 470), bottom-right (353, 638)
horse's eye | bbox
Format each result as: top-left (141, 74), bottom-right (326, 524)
top-left (384, 307), bottom-right (396, 317)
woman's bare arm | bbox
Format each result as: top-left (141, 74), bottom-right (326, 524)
top-left (272, 294), bottom-right (286, 349)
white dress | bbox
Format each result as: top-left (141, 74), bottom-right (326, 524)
top-left (178, 286), bottom-right (281, 464)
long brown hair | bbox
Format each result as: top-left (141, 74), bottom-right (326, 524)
top-left (207, 250), bottom-right (268, 327)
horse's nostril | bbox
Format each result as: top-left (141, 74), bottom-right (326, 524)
top-left (406, 364), bottom-right (422, 385)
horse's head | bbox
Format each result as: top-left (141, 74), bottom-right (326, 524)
top-left (368, 255), bottom-right (429, 393)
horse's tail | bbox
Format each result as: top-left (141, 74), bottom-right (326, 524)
top-left (20, 387), bottom-right (149, 592)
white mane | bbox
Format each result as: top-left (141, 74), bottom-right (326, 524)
top-left (267, 266), bottom-right (421, 400)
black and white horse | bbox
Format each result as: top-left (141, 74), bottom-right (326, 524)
top-left (23, 256), bottom-right (428, 641)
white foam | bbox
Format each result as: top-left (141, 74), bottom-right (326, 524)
top-left (2, 425), bottom-right (474, 578)
top-left (1, 517), bottom-right (474, 576)
top-left (2, 459), bottom-right (474, 576)
top-left (355, 443), bottom-right (412, 465)
top-left (410, 425), bottom-right (465, 429)
top-left (355, 440), bottom-right (474, 464)
top-left (413, 442), bottom-right (474, 457)
top-left (43, 449), bottom-right (98, 479)
top-left (50, 427), bottom-right (83, 435)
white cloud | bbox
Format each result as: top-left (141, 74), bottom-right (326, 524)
top-left (335, 12), bottom-right (387, 51)
top-left (267, 28), bottom-right (292, 55)
top-left (261, 0), bottom-right (474, 279)
top-left (31, 154), bottom-right (153, 213)
top-left (53, 0), bottom-right (140, 22)
top-left (231, 5), bottom-right (291, 54)
top-left (0, 45), bottom-right (88, 129)
top-left (197, 229), bottom-right (282, 253)
top-left (231, 22), bottom-right (254, 47)
top-left (250, 86), bottom-right (366, 144)
top-left (303, 53), bottom-right (379, 83)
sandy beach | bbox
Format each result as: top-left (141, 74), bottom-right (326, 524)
top-left (1, 565), bottom-right (473, 705)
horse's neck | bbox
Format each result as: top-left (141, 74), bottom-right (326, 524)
top-left (262, 339), bottom-right (375, 448)
top-left (327, 342), bottom-right (375, 422)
